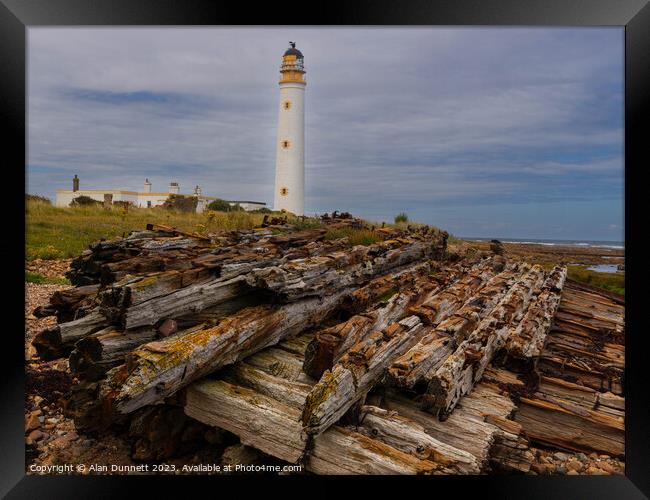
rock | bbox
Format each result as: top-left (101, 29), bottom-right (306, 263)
top-left (553, 452), bottom-right (569, 461)
top-left (567, 469), bottom-right (579, 475)
top-left (49, 437), bottom-right (70, 449)
top-left (531, 463), bottom-right (552, 474)
top-left (586, 466), bottom-right (607, 475)
top-left (576, 453), bottom-right (588, 462)
top-left (65, 431), bottom-right (79, 441)
top-left (566, 460), bottom-right (582, 472)
top-left (25, 412), bottom-right (41, 432)
top-left (556, 466), bottom-right (567, 474)
top-left (26, 429), bottom-right (44, 445)
top-left (597, 462), bottom-right (616, 474)
top-left (46, 418), bottom-right (58, 425)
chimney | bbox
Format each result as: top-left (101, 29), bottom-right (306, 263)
top-left (73, 174), bottom-right (79, 192)
top-left (169, 182), bottom-right (180, 195)
top-left (144, 178), bottom-right (152, 193)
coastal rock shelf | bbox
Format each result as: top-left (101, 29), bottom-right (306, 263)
top-left (30, 221), bottom-right (625, 474)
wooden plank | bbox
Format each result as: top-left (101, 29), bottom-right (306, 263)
top-left (302, 316), bottom-right (425, 436)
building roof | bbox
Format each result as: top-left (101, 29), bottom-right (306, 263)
top-left (284, 42), bottom-right (303, 58)
top-left (56, 189), bottom-right (174, 197)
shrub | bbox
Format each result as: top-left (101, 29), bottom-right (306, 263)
top-left (71, 195), bottom-right (102, 206)
top-left (207, 198), bottom-right (240, 212)
top-left (251, 207), bottom-right (272, 214)
top-left (162, 194), bottom-right (198, 213)
top-left (394, 212), bottom-right (409, 224)
top-left (113, 200), bottom-right (134, 208)
top-left (26, 194), bottom-right (51, 204)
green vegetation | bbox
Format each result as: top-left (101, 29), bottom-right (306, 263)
top-left (26, 194), bottom-right (51, 204)
top-left (567, 265), bottom-right (625, 296)
top-left (394, 212), bottom-right (409, 224)
top-left (25, 271), bottom-right (70, 285)
top-left (26, 199), bottom-right (437, 262)
top-left (162, 194), bottom-right (198, 212)
top-left (207, 198), bottom-right (242, 212)
top-left (71, 195), bottom-right (102, 206)
top-left (324, 227), bottom-right (382, 246)
top-left (26, 198), bottom-right (269, 260)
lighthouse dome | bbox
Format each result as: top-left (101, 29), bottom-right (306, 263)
top-left (283, 43), bottom-right (303, 58)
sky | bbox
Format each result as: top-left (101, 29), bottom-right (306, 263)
top-left (27, 27), bottom-right (624, 241)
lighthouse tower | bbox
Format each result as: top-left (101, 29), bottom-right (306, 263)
top-left (274, 42), bottom-right (306, 215)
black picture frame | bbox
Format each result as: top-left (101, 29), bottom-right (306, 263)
top-left (3, 1), bottom-right (648, 497)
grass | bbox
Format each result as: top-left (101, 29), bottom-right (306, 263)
top-left (26, 199), bottom-right (412, 261)
top-left (567, 265), bottom-right (625, 296)
top-left (323, 227), bottom-right (382, 246)
top-left (394, 212), bottom-right (408, 224)
top-left (25, 271), bottom-right (71, 285)
top-left (25, 199), bottom-right (275, 260)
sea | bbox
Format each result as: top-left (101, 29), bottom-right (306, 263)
top-left (462, 237), bottom-right (624, 250)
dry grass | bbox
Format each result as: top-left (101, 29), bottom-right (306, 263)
top-left (26, 199), bottom-right (437, 261)
top-left (26, 200), bottom-right (271, 260)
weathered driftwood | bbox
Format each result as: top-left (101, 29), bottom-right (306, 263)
top-left (99, 290), bottom-right (351, 417)
top-left (185, 379), bottom-right (445, 474)
top-left (486, 417), bottom-right (534, 473)
top-left (33, 284), bottom-right (100, 322)
top-left (537, 282), bottom-right (624, 395)
top-left (32, 310), bottom-right (111, 360)
top-left (69, 327), bottom-right (158, 381)
top-left (340, 261), bottom-right (432, 314)
top-left (515, 376), bottom-right (624, 457)
top-left (186, 378), bottom-right (308, 463)
top-left (145, 223), bottom-right (212, 241)
top-left (302, 259), bottom-right (496, 380)
top-left (221, 363), bottom-right (313, 409)
top-left (356, 405), bottom-right (481, 474)
top-left (407, 258), bottom-right (497, 326)
top-left (245, 238), bottom-right (440, 301)
top-left (387, 263), bottom-right (528, 390)
top-left (112, 275), bottom-right (252, 330)
top-left (66, 231), bottom-right (193, 285)
top-left (381, 380), bottom-right (521, 471)
top-left (503, 266), bottom-right (567, 365)
top-left (302, 316), bottom-right (425, 436)
top-left (302, 269), bottom-right (450, 380)
top-left (423, 265), bottom-right (546, 418)
top-left (185, 332), bottom-right (479, 475)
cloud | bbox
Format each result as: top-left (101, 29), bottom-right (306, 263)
top-left (27, 27), bottom-right (624, 240)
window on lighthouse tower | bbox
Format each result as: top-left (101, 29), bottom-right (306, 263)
top-left (280, 187), bottom-right (289, 196)
top-left (283, 101), bottom-right (292, 110)
top-left (281, 140), bottom-right (291, 149)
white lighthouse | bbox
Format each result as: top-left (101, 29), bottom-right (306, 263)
top-left (274, 42), bottom-right (306, 215)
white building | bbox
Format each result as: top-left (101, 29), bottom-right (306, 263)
top-left (55, 177), bottom-right (266, 212)
top-left (273, 42), bottom-right (306, 216)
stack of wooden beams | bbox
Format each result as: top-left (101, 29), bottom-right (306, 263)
top-left (31, 221), bottom-right (625, 473)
